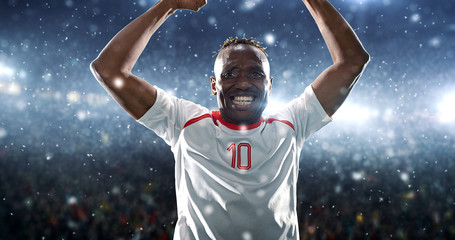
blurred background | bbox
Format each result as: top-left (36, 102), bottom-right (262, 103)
top-left (0, 0), bottom-right (454, 239)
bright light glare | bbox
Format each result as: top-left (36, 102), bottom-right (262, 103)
top-left (242, 0), bottom-right (263, 11)
top-left (264, 97), bottom-right (286, 116)
top-left (352, 171), bottom-right (365, 181)
top-left (67, 196), bottom-right (77, 205)
top-left (438, 92), bottom-right (455, 123)
top-left (113, 78), bottom-right (124, 88)
top-left (8, 83), bottom-right (21, 95)
top-left (67, 91), bottom-right (81, 103)
top-left (76, 110), bottom-right (87, 121)
top-left (333, 102), bottom-right (377, 123)
top-left (264, 33), bottom-right (275, 45)
top-left (0, 82), bottom-right (21, 95)
top-left (400, 172), bottom-right (409, 183)
top-left (0, 63), bottom-right (14, 77)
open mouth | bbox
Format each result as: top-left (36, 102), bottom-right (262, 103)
top-left (231, 96), bottom-right (254, 106)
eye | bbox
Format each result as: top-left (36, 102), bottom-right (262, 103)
top-left (252, 72), bottom-right (265, 78)
top-left (222, 72), bottom-right (235, 78)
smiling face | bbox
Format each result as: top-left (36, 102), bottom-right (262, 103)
top-left (211, 44), bottom-right (272, 125)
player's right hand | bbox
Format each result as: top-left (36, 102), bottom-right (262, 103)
top-left (169, 0), bottom-right (207, 12)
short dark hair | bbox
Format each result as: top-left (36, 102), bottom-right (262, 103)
top-left (215, 36), bottom-right (268, 57)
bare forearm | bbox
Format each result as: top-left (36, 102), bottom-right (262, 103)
top-left (302, 0), bottom-right (369, 117)
top-left (89, 0), bottom-right (206, 120)
top-left (92, 0), bottom-right (176, 76)
top-left (89, 0), bottom-right (176, 120)
top-left (302, 0), bottom-right (369, 64)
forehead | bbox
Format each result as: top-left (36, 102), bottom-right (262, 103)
top-left (216, 44), bottom-right (268, 67)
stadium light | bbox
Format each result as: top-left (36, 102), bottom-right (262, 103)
top-left (332, 101), bottom-right (377, 124)
top-left (438, 92), bottom-right (455, 123)
top-left (0, 63), bottom-right (14, 77)
top-left (8, 82), bottom-right (21, 95)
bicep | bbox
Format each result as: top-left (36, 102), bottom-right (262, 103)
top-left (310, 61), bottom-right (367, 117)
top-left (90, 60), bottom-right (157, 120)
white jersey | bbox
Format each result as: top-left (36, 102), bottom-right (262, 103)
top-left (138, 86), bottom-right (331, 240)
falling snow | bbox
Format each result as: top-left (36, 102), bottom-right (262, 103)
top-left (0, 0), bottom-right (454, 239)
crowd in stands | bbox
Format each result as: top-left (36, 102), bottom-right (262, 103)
top-left (1, 132), bottom-right (454, 239)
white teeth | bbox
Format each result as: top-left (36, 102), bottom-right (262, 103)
top-left (232, 96), bottom-right (254, 105)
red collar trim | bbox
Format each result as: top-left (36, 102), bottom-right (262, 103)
top-left (211, 111), bottom-right (264, 131)
top-left (266, 118), bottom-right (295, 131)
top-left (182, 114), bottom-right (212, 130)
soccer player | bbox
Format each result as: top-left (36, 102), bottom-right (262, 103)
top-left (90, 0), bottom-right (369, 239)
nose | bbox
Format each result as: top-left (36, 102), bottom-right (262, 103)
top-left (235, 74), bottom-right (252, 90)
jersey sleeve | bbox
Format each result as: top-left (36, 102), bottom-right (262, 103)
top-left (282, 85), bottom-right (332, 147)
top-left (137, 87), bottom-right (209, 147)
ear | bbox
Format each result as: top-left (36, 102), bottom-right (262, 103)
top-left (210, 76), bottom-right (217, 95)
top-left (268, 77), bottom-right (273, 95)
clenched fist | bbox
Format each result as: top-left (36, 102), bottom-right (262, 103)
top-left (168, 0), bottom-right (207, 11)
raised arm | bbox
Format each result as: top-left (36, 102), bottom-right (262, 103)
top-left (302, 0), bottom-right (370, 117)
top-left (90, 0), bottom-right (206, 120)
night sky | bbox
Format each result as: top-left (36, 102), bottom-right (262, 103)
top-left (1, 0), bottom-right (455, 238)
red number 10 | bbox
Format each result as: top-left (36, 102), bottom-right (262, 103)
top-left (227, 143), bottom-right (251, 170)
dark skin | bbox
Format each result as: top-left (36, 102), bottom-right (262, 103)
top-left (90, 0), bottom-right (369, 123)
top-left (211, 44), bottom-right (273, 125)
top-left (90, 0), bottom-right (207, 120)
